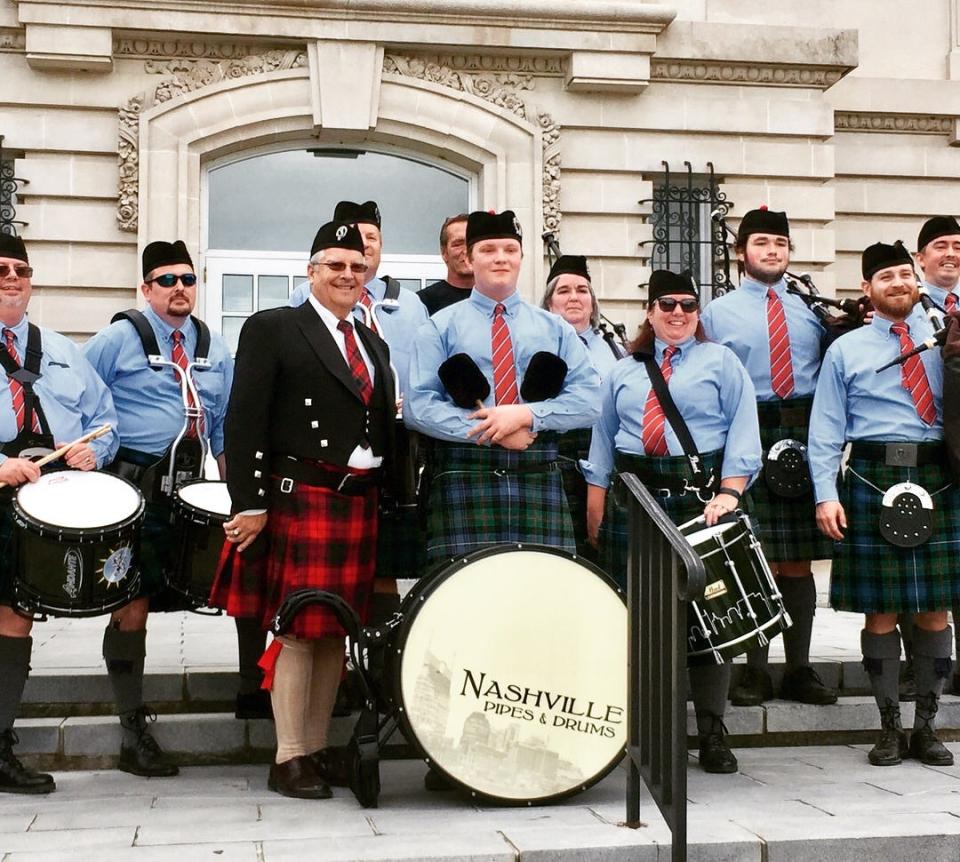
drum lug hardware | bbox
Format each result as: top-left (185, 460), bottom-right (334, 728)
top-left (279, 477), bottom-right (294, 494)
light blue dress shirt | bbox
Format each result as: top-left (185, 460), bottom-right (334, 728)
top-left (582, 337), bottom-right (761, 489)
top-left (405, 289), bottom-right (601, 443)
top-left (918, 280), bottom-right (958, 318)
top-left (700, 276), bottom-right (824, 399)
top-left (0, 316), bottom-right (118, 466)
top-left (579, 326), bottom-right (625, 380)
top-left (809, 313), bottom-right (943, 503)
top-left (83, 306), bottom-right (233, 458)
top-left (290, 276), bottom-right (428, 398)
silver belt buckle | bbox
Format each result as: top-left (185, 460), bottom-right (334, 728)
top-left (885, 443), bottom-right (918, 468)
top-left (279, 477), bottom-right (294, 494)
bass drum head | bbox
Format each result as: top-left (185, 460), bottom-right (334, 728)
top-left (392, 545), bottom-right (626, 805)
top-left (176, 480), bottom-right (232, 517)
top-left (16, 471), bottom-right (143, 530)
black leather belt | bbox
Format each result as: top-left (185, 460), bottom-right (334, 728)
top-left (272, 457), bottom-right (381, 496)
top-left (848, 441), bottom-right (945, 468)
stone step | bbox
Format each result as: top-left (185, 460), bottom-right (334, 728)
top-left (13, 696), bottom-right (960, 772)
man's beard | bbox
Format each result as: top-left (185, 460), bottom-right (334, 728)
top-left (872, 288), bottom-right (918, 318)
top-left (743, 257), bottom-right (788, 285)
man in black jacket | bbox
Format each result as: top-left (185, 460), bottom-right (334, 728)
top-left (214, 220), bottom-right (395, 799)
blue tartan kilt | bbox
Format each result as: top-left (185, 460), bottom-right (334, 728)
top-left (754, 397), bottom-right (833, 563)
top-left (557, 427), bottom-right (593, 559)
top-left (425, 435), bottom-right (574, 563)
top-left (599, 449), bottom-right (724, 591)
top-left (831, 453), bottom-right (960, 614)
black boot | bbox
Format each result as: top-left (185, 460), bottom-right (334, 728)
top-left (118, 707), bottom-right (179, 777)
top-left (729, 666), bottom-right (773, 707)
top-left (868, 699), bottom-right (908, 766)
top-left (0, 729), bottom-right (54, 794)
top-left (910, 693), bottom-right (954, 766)
top-left (779, 666), bottom-right (838, 705)
top-left (697, 714), bottom-right (738, 774)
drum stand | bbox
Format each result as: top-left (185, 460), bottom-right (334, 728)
top-left (271, 588), bottom-right (383, 808)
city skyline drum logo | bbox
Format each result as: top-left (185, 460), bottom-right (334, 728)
top-left (397, 548), bottom-right (627, 803)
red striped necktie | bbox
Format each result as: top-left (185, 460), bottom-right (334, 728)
top-left (946, 293), bottom-right (958, 314)
top-left (359, 288), bottom-right (380, 335)
top-left (890, 322), bottom-right (936, 425)
top-left (3, 328), bottom-right (41, 434)
top-left (767, 288), bottom-right (795, 399)
top-left (491, 303), bottom-right (519, 405)
top-left (338, 319), bottom-right (373, 408)
top-left (641, 345), bottom-right (677, 456)
top-left (171, 330), bottom-right (204, 438)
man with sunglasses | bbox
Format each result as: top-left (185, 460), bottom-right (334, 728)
top-left (701, 208), bottom-right (837, 707)
top-left (83, 240), bottom-right (235, 777)
top-left (215, 220), bottom-right (396, 798)
top-left (0, 233), bottom-right (118, 793)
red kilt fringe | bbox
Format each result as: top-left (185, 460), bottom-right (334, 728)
top-left (209, 480), bottom-right (379, 638)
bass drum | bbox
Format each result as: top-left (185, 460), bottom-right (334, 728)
top-left (385, 545), bottom-right (626, 805)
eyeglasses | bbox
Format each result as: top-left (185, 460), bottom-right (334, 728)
top-left (146, 273), bottom-right (197, 288)
top-left (314, 262), bottom-right (368, 275)
top-left (656, 297), bottom-right (699, 313)
top-left (0, 263), bottom-right (33, 279)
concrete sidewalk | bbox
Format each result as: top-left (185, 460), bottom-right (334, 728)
top-left (2, 746), bottom-right (960, 861)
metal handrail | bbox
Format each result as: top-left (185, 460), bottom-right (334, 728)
top-left (619, 472), bottom-right (706, 862)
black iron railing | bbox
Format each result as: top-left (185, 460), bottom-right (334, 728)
top-left (618, 472), bottom-right (706, 862)
top-left (0, 135), bottom-right (28, 236)
top-left (640, 161), bottom-right (733, 300)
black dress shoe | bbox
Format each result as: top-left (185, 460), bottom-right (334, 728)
top-left (729, 666), bottom-right (773, 706)
top-left (0, 730), bottom-right (55, 794)
top-left (118, 707), bottom-right (179, 777)
top-left (423, 767), bottom-right (456, 791)
top-left (310, 746), bottom-right (350, 788)
top-left (868, 728), bottom-right (908, 766)
top-left (909, 725), bottom-right (954, 766)
top-left (235, 690), bottom-right (274, 721)
top-left (779, 666), bottom-right (838, 705)
top-left (268, 756), bottom-right (332, 799)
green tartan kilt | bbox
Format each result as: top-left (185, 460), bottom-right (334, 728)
top-left (599, 449), bottom-right (724, 591)
top-left (557, 427), bottom-right (594, 559)
top-left (831, 454), bottom-right (960, 614)
top-left (754, 397), bottom-right (833, 563)
top-left (425, 436), bottom-right (575, 563)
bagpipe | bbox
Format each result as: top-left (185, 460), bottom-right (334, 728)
top-left (542, 231), bottom-right (629, 355)
top-left (710, 209), bottom-right (870, 349)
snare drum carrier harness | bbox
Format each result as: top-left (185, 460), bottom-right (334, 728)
top-left (637, 347), bottom-right (718, 502)
top-left (0, 323), bottom-right (56, 465)
top-left (108, 309), bottom-right (211, 501)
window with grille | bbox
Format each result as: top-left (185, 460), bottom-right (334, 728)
top-left (0, 136), bottom-right (25, 237)
top-left (641, 162), bottom-right (733, 302)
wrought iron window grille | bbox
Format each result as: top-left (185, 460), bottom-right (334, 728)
top-left (640, 161), bottom-right (732, 303)
top-left (0, 136), bottom-right (28, 237)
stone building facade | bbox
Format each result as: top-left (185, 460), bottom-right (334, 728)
top-left (1, 0), bottom-right (957, 340)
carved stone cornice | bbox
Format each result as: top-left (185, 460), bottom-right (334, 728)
top-left (113, 38), bottom-right (286, 60)
top-left (404, 53), bottom-right (564, 77)
top-left (117, 49), bottom-right (306, 232)
top-left (0, 29), bottom-right (26, 52)
top-left (652, 59), bottom-right (844, 90)
top-left (383, 53), bottom-right (562, 233)
top-left (834, 111), bottom-right (954, 134)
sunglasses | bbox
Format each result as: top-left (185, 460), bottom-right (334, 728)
top-left (655, 297), bottom-right (699, 313)
top-left (0, 263), bottom-right (33, 279)
top-left (146, 273), bottom-right (198, 288)
top-left (315, 262), bottom-right (368, 275)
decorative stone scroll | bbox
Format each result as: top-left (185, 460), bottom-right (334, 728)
top-left (834, 112), bottom-right (954, 135)
top-left (116, 49), bottom-right (306, 232)
top-left (0, 30), bottom-right (25, 52)
top-left (383, 54), bottom-right (562, 233)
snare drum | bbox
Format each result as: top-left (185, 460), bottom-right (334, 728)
top-left (680, 512), bottom-right (791, 663)
top-left (12, 471), bottom-right (144, 617)
top-left (169, 479), bottom-right (232, 607)
top-left (384, 545), bottom-right (626, 805)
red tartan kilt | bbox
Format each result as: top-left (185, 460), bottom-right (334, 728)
top-left (211, 480), bottom-right (380, 638)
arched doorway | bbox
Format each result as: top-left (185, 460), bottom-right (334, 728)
top-left (204, 146), bottom-right (471, 351)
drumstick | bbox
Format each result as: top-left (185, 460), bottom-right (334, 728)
top-left (0, 423), bottom-right (112, 488)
